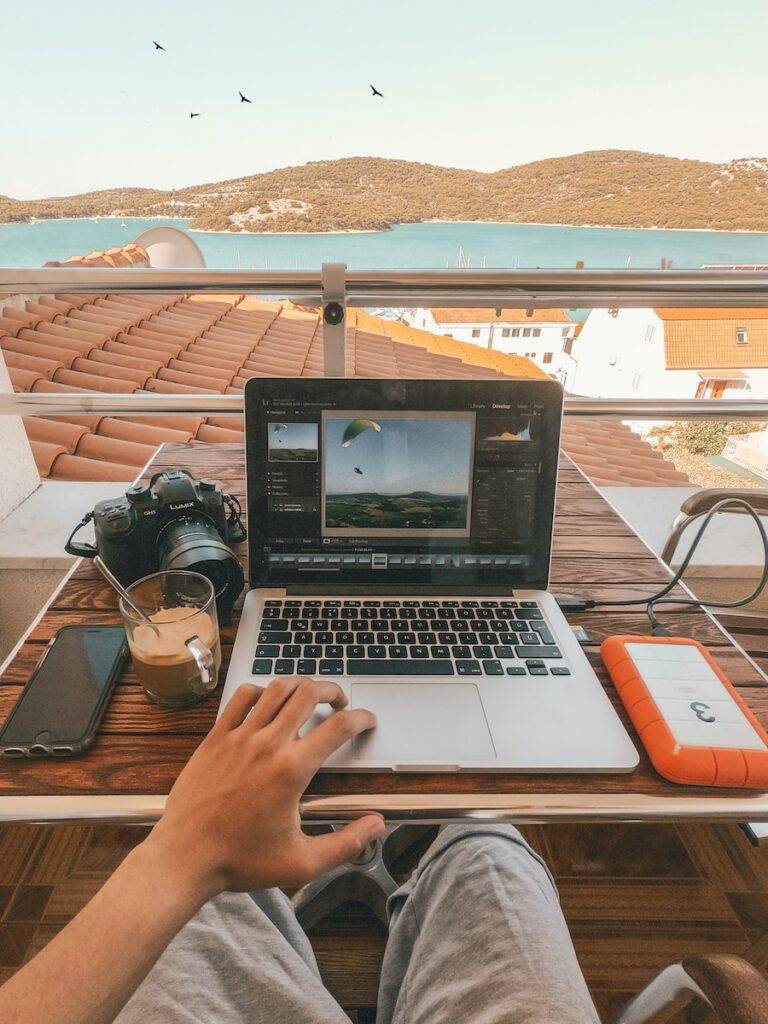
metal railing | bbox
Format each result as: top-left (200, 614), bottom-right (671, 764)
top-left (2, 264), bottom-right (768, 420)
top-left (5, 265), bottom-right (768, 307)
top-left (2, 392), bottom-right (768, 420)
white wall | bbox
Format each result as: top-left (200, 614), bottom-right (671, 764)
top-left (571, 309), bottom-right (700, 399)
top-left (0, 349), bottom-right (40, 522)
top-left (410, 309), bottom-right (575, 384)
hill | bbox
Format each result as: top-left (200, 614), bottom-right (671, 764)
top-left (2, 151), bottom-right (768, 233)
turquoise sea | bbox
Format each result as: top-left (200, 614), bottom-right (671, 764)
top-left (1, 217), bottom-right (768, 270)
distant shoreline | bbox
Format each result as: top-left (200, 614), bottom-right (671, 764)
top-left (5, 214), bottom-right (768, 238)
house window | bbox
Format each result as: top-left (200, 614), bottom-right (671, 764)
top-left (561, 327), bottom-right (570, 338)
top-left (511, 328), bottom-right (520, 337)
top-left (644, 325), bottom-right (656, 344)
top-left (523, 327), bottom-right (531, 337)
top-left (532, 328), bottom-right (541, 337)
top-left (542, 352), bottom-right (553, 364)
top-left (471, 329), bottom-right (480, 338)
top-left (563, 337), bottom-right (574, 356)
top-left (501, 328), bottom-right (510, 338)
top-left (632, 372), bottom-right (642, 390)
top-left (736, 328), bottom-right (749, 345)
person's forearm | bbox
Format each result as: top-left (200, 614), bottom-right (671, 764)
top-left (0, 831), bottom-right (216, 1024)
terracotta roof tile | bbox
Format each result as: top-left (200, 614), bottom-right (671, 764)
top-left (97, 417), bottom-right (193, 446)
top-left (129, 413), bottom-right (206, 435)
top-left (70, 357), bottom-right (151, 387)
top-left (45, 243), bottom-right (149, 270)
top-left (2, 336), bottom-right (77, 369)
top-left (33, 321), bottom-right (109, 348)
top-left (430, 307), bottom-right (572, 325)
top-left (52, 368), bottom-right (139, 393)
top-left (8, 366), bottom-right (45, 391)
top-left (51, 454), bottom-right (136, 481)
top-left (75, 433), bottom-right (156, 467)
top-left (87, 347), bottom-right (164, 374)
top-left (195, 423), bottom-right (244, 443)
top-left (156, 367), bottom-right (227, 391)
top-left (560, 419), bottom-right (690, 487)
top-left (16, 327), bottom-right (97, 357)
top-left (654, 309), bottom-right (768, 370)
top-left (30, 440), bottom-right (68, 478)
top-left (23, 417), bottom-right (89, 453)
top-left (4, 349), bottom-right (64, 379)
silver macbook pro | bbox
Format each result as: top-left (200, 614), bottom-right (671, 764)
top-left (219, 377), bottom-right (638, 773)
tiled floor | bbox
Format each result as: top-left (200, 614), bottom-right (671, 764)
top-left (0, 821), bottom-right (766, 1021)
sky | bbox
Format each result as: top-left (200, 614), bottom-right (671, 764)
top-left (268, 422), bottom-right (318, 452)
top-left (323, 415), bottom-right (474, 495)
top-left (3, 0), bottom-right (768, 199)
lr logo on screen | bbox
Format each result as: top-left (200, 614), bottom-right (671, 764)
top-left (690, 701), bottom-right (716, 724)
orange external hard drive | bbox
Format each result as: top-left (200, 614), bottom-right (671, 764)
top-left (601, 635), bottom-right (768, 788)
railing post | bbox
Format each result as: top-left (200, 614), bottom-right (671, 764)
top-left (322, 262), bottom-right (347, 377)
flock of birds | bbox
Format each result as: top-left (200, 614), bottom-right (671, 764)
top-left (151, 40), bottom-right (384, 119)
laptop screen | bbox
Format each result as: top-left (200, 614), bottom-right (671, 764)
top-left (245, 378), bottom-right (563, 592)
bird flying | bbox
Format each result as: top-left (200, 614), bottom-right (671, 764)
top-left (153, 41), bottom-right (166, 51)
top-left (369, 84), bottom-right (384, 97)
top-left (354, 467), bottom-right (363, 475)
top-left (239, 91), bottom-right (252, 104)
top-left (190, 112), bottom-right (201, 119)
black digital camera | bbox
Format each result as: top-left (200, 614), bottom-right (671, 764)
top-left (66, 470), bottom-right (246, 624)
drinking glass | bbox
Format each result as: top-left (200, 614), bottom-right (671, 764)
top-left (120, 571), bottom-right (221, 708)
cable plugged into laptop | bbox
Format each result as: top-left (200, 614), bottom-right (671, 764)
top-left (556, 497), bottom-right (768, 636)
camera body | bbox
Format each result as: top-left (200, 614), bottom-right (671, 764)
top-left (70, 470), bottom-right (245, 624)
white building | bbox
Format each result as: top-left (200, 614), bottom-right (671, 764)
top-left (571, 307), bottom-right (768, 400)
top-left (405, 307), bottom-right (578, 387)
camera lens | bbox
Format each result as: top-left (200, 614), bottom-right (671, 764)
top-left (157, 515), bottom-right (244, 624)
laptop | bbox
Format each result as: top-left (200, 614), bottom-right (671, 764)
top-left (219, 377), bottom-right (639, 773)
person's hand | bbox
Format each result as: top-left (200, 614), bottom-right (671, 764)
top-left (147, 677), bottom-right (384, 897)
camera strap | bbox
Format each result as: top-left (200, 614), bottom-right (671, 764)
top-left (224, 493), bottom-right (247, 543)
top-left (64, 512), bottom-right (98, 558)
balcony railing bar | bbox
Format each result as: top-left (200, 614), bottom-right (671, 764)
top-left (2, 392), bottom-right (768, 420)
top-left (3, 266), bottom-right (768, 308)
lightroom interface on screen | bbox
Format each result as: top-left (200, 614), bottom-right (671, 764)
top-left (259, 396), bottom-right (545, 578)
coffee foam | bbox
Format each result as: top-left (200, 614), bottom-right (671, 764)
top-left (130, 606), bottom-right (217, 665)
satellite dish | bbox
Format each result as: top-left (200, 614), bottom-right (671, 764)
top-left (133, 226), bottom-right (206, 269)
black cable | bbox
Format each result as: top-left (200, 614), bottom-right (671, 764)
top-left (556, 497), bottom-right (768, 636)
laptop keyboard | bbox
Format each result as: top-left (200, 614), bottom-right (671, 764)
top-left (251, 599), bottom-right (570, 678)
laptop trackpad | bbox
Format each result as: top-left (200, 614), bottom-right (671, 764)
top-left (351, 683), bottom-right (496, 763)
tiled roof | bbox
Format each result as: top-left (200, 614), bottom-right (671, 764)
top-left (44, 242), bottom-right (149, 269)
top-left (430, 307), bottom-right (572, 325)
top-left (654, 308), bottom-right (768, 370)
top-left (560, 419), bottom-right (690, 487)
top-left (1, 289), bottom-right (688, 488)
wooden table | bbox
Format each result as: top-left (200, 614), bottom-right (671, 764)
top-left (2, 442), bottom-right (768, 824)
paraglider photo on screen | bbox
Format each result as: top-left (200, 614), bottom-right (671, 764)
top-left (321, 411), bottom-right (475, 538)
top-left (268, 422), bottom-right (319, 462)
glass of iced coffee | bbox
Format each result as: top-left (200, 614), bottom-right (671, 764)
top-left (120, 571), bottom-right (221, 708)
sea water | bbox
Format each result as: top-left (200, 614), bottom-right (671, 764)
top-left (1, 217), bottom-right (768, 270)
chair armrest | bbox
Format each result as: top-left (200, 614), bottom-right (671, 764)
top-left (614, 955), bottom-right (768, 1024)
top-left (682, 954), bottom-right (768, 1024)
top-left (680, 488), bottom-right (768, 516)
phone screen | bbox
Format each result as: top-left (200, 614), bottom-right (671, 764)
top-left (1, 626), bottom-right (127, 750)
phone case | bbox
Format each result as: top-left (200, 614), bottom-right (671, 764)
top-left (0, 625), bottom-right (128, 759)
top-left (602, 635), bottom-right (768, 788)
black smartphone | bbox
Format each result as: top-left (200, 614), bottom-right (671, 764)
top-left (0, 625), bottom-right (128, 758)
